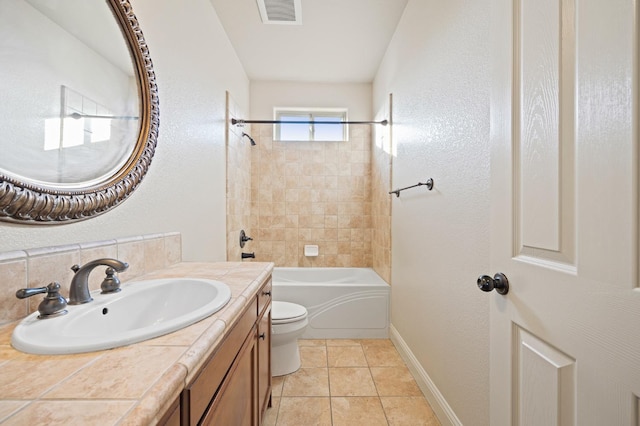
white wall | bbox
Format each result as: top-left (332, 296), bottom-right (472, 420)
top-left (0, 0), bottom-right (249, 262)
top-left (373, 1), bottom-right (491, 424)
top-left (250, 80), bottom-right (371, 121)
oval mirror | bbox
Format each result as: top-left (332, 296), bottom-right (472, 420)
top-left (0, 0), bottom-right (158, 223)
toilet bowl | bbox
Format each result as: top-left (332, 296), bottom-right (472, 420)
top-left (271, 301), bottom-right (308, 376)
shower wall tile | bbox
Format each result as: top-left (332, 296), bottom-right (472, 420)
top-left (371, 100), bottom-right (392, 284)
top-left (226, 91), bottom-right (253, 263)
top-left (250, 124), bottom-right (373, 267)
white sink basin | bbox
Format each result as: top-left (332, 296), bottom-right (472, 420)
top-left (11, 278), bottom-right (231, 355)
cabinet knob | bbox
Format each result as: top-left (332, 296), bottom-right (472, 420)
top-left (262, 290), bottom-right (271, 296)
top-left (259, 332), bottom-right (266, 340)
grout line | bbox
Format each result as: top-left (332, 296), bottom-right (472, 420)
top-left (272, 396), bottom-right (280, 426)
top-left (363, 341), bottom-right (391, 425)
top-left (322, 339), bottom-right (334, 425)
top-left (329, 398), bottom-right (334, 426)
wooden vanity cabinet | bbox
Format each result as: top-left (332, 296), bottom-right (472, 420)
top-left (200, 325), bottom-right (258, 425)
top-left (159, 397), bottom-right (181, 426)
top-left (177, 278), bottom-right (272, 426)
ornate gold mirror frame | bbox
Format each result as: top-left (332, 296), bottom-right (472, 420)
top-left (0, 0), bottom-right (158, 224)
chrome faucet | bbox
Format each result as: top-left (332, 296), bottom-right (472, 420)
top-left (69, 258), bottom-right (129, 305)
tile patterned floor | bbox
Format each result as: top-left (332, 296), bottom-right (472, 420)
top-left (263, 339), bottom-right (441, 426)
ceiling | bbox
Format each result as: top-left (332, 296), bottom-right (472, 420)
top-left (209, 0), bottom-right (409, 83)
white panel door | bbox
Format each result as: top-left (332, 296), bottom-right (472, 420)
top-left (490, 0), bottom-right (640, 424)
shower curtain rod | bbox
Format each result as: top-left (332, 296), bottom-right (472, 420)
top-left (231, 118), bottom-right (388, 126)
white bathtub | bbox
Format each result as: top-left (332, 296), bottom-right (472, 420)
top-left (272, 267), bottom-right (390, 339)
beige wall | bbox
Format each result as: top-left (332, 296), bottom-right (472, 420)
top-left (248, 81), bottom-right (375, 267)
top-left (373, 0), bottom-right (491, 424)
top-left (0, 0), bottom-right (249, 262)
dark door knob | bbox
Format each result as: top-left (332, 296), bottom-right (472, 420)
top-left (477, 273), bottom-right (509, 295)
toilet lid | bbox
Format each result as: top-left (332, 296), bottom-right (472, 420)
top-left (272, 301), bottom-right (307, 324)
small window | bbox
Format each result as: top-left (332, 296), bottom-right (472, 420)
top-left (274, 108), bottom-right (348, 142)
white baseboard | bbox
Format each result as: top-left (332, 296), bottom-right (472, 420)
top-left (389, 324), bottom-right (462, 426)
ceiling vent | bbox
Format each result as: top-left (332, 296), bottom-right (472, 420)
top-left (256, 0), bottom-right (302, 25)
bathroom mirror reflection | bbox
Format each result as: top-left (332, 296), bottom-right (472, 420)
top-left (0, 0), bottom-right (158, 223)
top-left (0, 0), bottom-right (139, 185)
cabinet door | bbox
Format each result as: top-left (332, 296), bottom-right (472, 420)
top-left (201, 327), bottom-right (257, 426)
top-left (257, 306), bottom-right (271, 422)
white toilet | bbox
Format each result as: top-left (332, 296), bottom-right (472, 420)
top-left (271, 301), bottom-right (309, 376)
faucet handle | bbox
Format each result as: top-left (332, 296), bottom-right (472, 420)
top-left (16, 282), bottom-right (68, 319)
top-left (100, 267), bottom-right (122, 294)
top-left (239, 230), bottom-right (253, 248)
top-left (16, 285), bottom-right (49, 299)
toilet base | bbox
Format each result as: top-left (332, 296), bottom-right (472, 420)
top-left (272, 339), bottom-right (301, 376)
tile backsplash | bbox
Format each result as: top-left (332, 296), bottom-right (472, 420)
top-left (0, 232), bottom-right (181, 325)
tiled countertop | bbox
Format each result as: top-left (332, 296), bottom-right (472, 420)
top-left (0, 261), bottom-right (273, 425)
